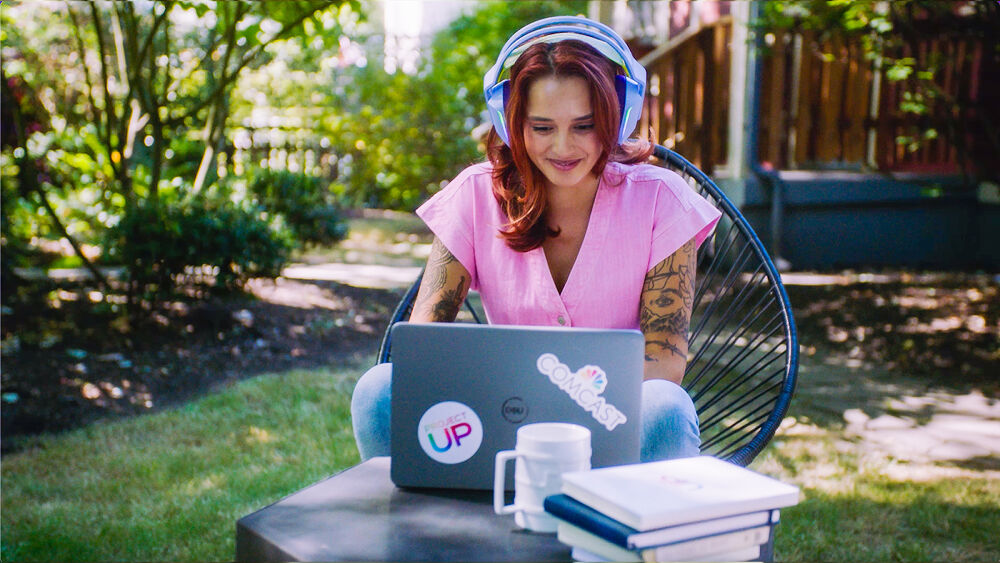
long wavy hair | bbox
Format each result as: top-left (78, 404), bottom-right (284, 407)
top-left (486, 39), bottom-right (654, 252)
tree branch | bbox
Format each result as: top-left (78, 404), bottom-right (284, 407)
top-left (165, 2), bottom-right (333, 128)
top-left (87, 0), bottom-right (123, 185)
top-left (66, 3), bottom-right (104, 142)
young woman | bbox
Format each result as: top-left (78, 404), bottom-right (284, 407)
top-left (351, 16), bottom-right (721, 463)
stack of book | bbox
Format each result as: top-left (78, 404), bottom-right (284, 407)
top-left (543, 456), bottom-right (800, 562)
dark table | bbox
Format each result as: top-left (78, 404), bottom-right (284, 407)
top-left (236, 457), bottom-right (572, 562)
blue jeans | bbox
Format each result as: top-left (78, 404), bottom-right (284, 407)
top-left (350, 363), bottom-right (701, 462)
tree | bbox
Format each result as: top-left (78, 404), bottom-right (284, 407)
top-left (241, 0), bottom-right (588, 210)
top-left (1, 1), bottom-right (354, 304)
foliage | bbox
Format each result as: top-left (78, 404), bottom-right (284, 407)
top-left (0, 0), bottom-right (353, 307)
top-left (757, 0), bottom-right (1000, 182)
top-left (104, 198), bottom-right (293, 299)
top-left (233, 0), bottom-right (588, 211)
top-left (245, 168), bottom-right (349, 247)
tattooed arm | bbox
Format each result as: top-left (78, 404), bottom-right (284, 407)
top-left (639, 238), bottom-right (696, 384)
top-left (410, 237), bottom-right (472, 323)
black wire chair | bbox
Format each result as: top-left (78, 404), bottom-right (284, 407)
top-left (376, 145), bottom-right (798, 467)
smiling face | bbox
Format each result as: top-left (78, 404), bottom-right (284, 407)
top-left (522, 75), bottom-right (603, 193)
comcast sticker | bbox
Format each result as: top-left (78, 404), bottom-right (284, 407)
top-left (417, 401), bottom-right (484, 464)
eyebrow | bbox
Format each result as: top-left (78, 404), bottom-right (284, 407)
top-left (526, 114), bottom-right (594, 123)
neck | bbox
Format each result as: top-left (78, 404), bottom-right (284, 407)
top-left (545, 172), bottom-right (600, 214)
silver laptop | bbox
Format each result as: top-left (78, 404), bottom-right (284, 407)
top-left (389, 322), bottom-right (643, 490)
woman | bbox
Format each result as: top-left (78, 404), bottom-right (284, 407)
top-left (351, 16), bottom-right (721, 463)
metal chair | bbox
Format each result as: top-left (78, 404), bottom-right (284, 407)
top-left (376, 145), bottom-right (798, 467)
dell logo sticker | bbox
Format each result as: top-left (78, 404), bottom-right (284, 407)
top-left (501, 397), bottom-right (528, 423)
top-left (417, 401), bottom-right (484, 464)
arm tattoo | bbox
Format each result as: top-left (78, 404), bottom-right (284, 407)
top-left (423, 238), bottom-right (456, 294)
top-left (413, 238), bottom-right (468, 321)
top-left (640, 239), bottom-right (695, 361)
top-left (429, 274), bottom-right (469, 321)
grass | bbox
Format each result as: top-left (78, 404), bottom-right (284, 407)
top-left (4, 357), bottom-right (998, 562)
top-left (1, 361), bottom-right (366, 562)
top-left (755, 423), bottom-right (1000, 562)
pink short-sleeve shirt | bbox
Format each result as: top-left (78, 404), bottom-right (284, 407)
top-left (415, 161), bottom-right (721, 330)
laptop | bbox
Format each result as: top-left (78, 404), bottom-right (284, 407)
top-left (389, 322), bottom-right (643, 490)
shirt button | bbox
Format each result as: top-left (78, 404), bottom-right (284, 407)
top-left (557, 316), bottom-right (566, 325)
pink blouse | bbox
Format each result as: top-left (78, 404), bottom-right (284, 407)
top-left (415, 161), bottom-right (721, 330)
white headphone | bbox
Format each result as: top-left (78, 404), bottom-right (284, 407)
top-left (483, 16), bottom-right (646, 146)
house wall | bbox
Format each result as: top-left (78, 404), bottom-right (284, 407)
top-left (742, 173), bottom-right (1000, 270)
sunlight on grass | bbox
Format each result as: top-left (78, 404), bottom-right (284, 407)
top-left (1, 360), bottom-right (367, 562)
top-left (754, 417), bottom-right (1000, 562)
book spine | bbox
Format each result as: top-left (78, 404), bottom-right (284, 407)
top-left (640, 525), bottom-right (772, 562)
top-left (627, 509), bottom-right (779, 549)
top-left (544, 495), bottom-right (633, 547)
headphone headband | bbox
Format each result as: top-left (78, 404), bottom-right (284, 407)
top-left (483, 16), bottom-right (646, 147)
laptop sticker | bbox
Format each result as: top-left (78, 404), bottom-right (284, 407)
top-left (417, 400), bottom-right (484, 464)
top-left (536, 353), bottom-right (628, 431)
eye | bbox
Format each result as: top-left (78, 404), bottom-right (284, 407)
top-left (574, 123), bottom-right (595, 132)
top-left (531, 125), bottom-right (553, 133)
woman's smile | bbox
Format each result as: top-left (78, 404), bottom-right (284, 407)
top-left (523, 75), bottom-right (601, 192)
top-left (549, 158), bottom-right (583, 171)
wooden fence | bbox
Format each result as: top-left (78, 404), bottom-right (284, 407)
top-left (638, 19), bottom-right (733, 174)
top-left (758, 29), bottom-right (993, 174)
top-left (639, 18), bottom-right (996, 176)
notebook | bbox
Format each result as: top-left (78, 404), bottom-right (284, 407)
top-left (389, 322), bottom-right (643, 490)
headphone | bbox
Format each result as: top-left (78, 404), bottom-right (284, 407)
top-left (483, 16), bottom-right (646, 147)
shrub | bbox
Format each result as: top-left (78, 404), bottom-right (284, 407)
top-left (105, 199), bottom-right (293, 301)
top-left (246, 168), bottom-right (349, 247)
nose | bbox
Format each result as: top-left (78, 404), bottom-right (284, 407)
top-left (553, 128), bottom-right (572, 154)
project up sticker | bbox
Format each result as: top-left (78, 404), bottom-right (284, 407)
top-left (417, 401), bottom-right (484, 464)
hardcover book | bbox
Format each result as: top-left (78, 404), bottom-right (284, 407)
top-left (559, 455), bottom-right (800, 530)
top-left (544, 493), bottom-right (779, 550)
top-left (558, 521), bottom-right (767, 562)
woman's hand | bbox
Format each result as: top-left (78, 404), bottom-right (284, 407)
top-left (639, 238), bottom-right (696, 384)
top-left (410, 237), bottom-right (472, 322)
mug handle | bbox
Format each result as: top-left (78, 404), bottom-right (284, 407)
top-left (493, 449), bottom-right (522, 515)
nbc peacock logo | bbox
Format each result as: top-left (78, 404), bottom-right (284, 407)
top-left (576, 365), bottom-right (608, 393)
top-left (417, 401), bottom-right (484, 464)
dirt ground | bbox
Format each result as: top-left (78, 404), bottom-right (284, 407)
top-left (0, 276), bottom-right (403, 453)
top-left (1, 266), bottom-right (997, 457)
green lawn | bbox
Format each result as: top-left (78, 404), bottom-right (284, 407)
top-left (1, 362), bottom-right (364, 562)
top-left (3, 355), bottom-right (998, 561)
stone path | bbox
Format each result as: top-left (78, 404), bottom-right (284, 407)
top-left (282, 262), bottom-right (422, 290)
top-left (843, 390), bottom-right (1000, 470)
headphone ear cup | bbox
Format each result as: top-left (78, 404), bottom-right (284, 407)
top-left (615, 74), bottom-right (644, 144)
top-left (615, 75), bottom-right (628, 128)
top-left (485, 80), bottom-right (511, 146)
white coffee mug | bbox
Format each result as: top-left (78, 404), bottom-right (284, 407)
top-left (493, 422), bottom-right (592, 532)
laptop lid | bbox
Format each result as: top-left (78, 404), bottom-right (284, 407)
top-left (389, 322), bottom-right (643, 490)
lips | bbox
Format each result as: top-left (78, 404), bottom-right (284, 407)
top-left (548, 158), bottom-right (582, 171)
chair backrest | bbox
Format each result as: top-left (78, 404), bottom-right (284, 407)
top-left (376, 145), bottom-right (798, 467)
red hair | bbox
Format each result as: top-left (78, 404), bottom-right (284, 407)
top-left (486, 40), bottom-right (653, 252)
